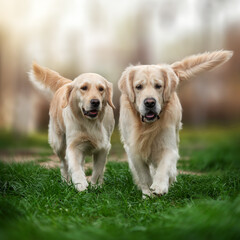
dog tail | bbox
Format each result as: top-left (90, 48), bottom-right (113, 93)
top-left (172, 50), bottom-right (233, 81)
top-left (28, 62), bottom-right (71, 97)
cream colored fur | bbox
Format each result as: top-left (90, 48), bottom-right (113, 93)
top-left (118, 50), bottom-right (233, 198)
top-left (29, 63), bottom-right (115, 191)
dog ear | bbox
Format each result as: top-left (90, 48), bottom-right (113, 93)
top-left (118, 67), bottom-right (135, 102)
top-left (162, 68), bottom-right (179, 103)
top-left (62, 85), bottom-right (73, 108)
top-left (171, 50), bottom-right (233, 81)
top-left (106, 81), bottom-right (115, 109)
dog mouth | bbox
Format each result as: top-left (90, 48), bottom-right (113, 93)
top-left (82, 108), bottom-right (99, 118)
top-left (142, 110), bottom-right (160, 122)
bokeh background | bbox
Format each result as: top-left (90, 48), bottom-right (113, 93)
top-left (0, 0), bottom-right (240, 133)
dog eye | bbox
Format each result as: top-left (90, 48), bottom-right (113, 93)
top-left (99, 87), bottom-right (104, 92)
top-left (81, 86), bottom-right (88, 91)
top-left (136, 84), bottom-right (143, 90)
top-left (155, 84), bottom-right (162, 89)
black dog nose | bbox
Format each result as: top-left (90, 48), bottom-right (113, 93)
top-left (144, 98), bottom-right (156, 108)
top-left (90, 99), bottom-right (100, 107)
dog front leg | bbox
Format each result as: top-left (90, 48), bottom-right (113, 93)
top-left (129, 155), bottom-right (153, 197)
top-left (66, 146), bottom-right (88, 192)
top-left (91, 149), bottom-right (108, 185)
top-left (150, 148), bottom-right (179, 196)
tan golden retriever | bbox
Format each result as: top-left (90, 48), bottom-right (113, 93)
top-left (118, 50), bottom-right (233, 197)
top-left (29, 63), bottom-right (115, 191)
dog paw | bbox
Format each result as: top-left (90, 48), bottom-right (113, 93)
top-left (75, 180), bottom-right (89, 192)
top-left (61, 175), bottom-right (71, 184)
top-left (142, 189), bottom-right (153, 199)
top-left (90, 176), bottom-right (103, 186)
top-left (71, 172), bottom-right (89, 191)
top-left (91, 181), bottom-right (103, 189)
top-left (150, 183), bottom-right (168, 196)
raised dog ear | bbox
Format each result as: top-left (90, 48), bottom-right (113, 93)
top-left (62, 85), bottom-right (73, 108)
top-left (105, 81), bottom-right (115, 109)
top-left (118, 67), bottom-right (135, 102)
top-left (171, 50), bottom-right (233, 81)
top-left (162, 68), bottom-right (179, 103)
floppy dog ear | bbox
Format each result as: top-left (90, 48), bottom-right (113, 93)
top-left (162, 69), bottom-right (179, 103)
top-left (106, 81), bottom-right (115, 109)
top-left (171, 50), bottom-right (233, 81)
top-left (62, 85), bottom-right (73, 108)
top-left (118, 67), bottom-right (135, 102)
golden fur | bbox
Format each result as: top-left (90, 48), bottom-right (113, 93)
top-left (172, 50), bottom-right (233, 81)
top-left (118, 50), bottom-right (233, 197)
top-left (29, 63), bottom-right (115, 191)
top-left (30, 63), bottom-right (72, 95)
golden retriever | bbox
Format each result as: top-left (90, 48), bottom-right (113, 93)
top-left (29, 63), bottom-right (115, 191)
top-left (118, 50), bottom-right (233, 197)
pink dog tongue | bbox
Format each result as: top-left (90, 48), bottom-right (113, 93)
top-left (146, 113), bottom-right (155, 118)
top-left (90, 111), bottom-right (97, 114)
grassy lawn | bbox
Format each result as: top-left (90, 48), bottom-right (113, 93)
top-left (0, 126), bottom-right (240, 240)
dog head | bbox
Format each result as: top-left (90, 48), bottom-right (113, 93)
top-left (119, 65), bottom-right (178, 122)
top-left (29, 63), bottom-right (115, 120)
top-left (118, 50), bottom-right (233, 123)
top-left (63, 73), bottom-right (115, 120)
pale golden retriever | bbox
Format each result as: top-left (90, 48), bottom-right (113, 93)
top-left (29, 63), bottom-right (115, 191)
top-left (118, 50), bottom-right (233, 197)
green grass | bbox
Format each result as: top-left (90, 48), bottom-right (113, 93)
top-left (0, 130), bottom-right (50, 150)
top-left (0, 129), bottom-right (52, 157)
top-left (0, 162), bottom-right (240, 240)
top-left (0, 126), bottom-right (240, 240)
top-left (179, 125), bottom-right (240, 172)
